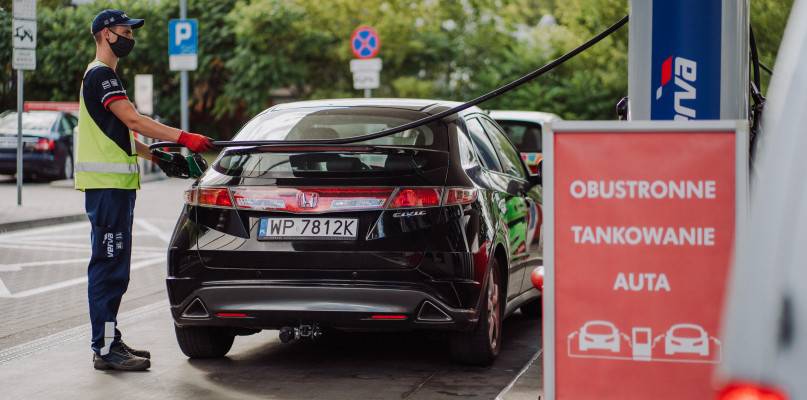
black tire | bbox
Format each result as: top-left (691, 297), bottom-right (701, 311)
top-left (449, 260), bottom-right (502, 366)
top-left (519, 297), bottom-right (543, 318)
top-left (60, 153), bottom-right (73, 180)
top-left (174, 323), bottom-right (235, 358)
top-left (62, 153), bottom-right (73, 179)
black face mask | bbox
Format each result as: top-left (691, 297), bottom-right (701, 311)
top-left (106, 29), bottom-right (135, 58)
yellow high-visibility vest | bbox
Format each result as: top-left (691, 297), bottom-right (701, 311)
top-left (75, 60), bottom-right (140, 191)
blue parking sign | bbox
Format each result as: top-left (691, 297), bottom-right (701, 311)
top-left (169, 19), bottom-right (198, 71)
top-left (169, 19), bottom-right (197, 55)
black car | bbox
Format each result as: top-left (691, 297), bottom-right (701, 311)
top-left (167, 99), bottom-right (544, 365)
top-left (0, 110), bottom-right (77, 180)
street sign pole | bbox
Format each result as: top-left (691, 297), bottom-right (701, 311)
top-left (13, 0), bottom-right (38, 206)
top-left (17, 70), bottom-right (23, 205)
top-left (180, 0), bottom-right (188, 135)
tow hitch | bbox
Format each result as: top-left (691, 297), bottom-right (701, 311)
top-left (279, 323), bottom-right (322, 343)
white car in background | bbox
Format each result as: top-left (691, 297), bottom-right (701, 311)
top-left (489, 110), bottom-right (563, 175)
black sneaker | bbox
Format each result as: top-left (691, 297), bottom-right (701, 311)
top-left (118, 341), bottom-right (151, 359)
top-left (93, 345), bottom-right (150, 371)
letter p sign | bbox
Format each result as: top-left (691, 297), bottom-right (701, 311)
top-left (175, 22), bottom-right (192, 46)
top-left (169, 19), bottom-right (198, 71)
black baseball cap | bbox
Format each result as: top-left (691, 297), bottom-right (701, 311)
top-left (91, 9), bottom-right (145, 35)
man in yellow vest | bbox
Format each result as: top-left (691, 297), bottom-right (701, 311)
top-left (77, 9), bottom-right (213, 371)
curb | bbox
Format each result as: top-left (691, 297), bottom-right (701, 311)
top-left (0, 214), bottom-right (88, 234)
top-left (0, 174), bottom-right (165, 234)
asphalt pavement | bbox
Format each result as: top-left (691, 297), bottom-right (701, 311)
top-left (0, 173), bottom-right (543, 400)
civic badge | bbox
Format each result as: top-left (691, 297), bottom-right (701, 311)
top-left (298, 192), bottom-right (319, 209)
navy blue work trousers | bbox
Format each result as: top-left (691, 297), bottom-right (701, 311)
top-left (85, 188), bottom-right (136, 354)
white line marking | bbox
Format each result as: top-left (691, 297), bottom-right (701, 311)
top-left (2, 257), bottom-right (164, 298)
top-left (134, 218), bottom-right (173, 243)
top-left (0, 252), bottom-right (161, 272)
top-left (496, 349), bottom-right (543, 400)
top-left (0, 242), bottom-right (91, 252)
top-left (0, 300), bottom-right (168, 364)
top-left (0, 278), bottom-right (11, 297)
top-left (0, 242), bottom-right (167, 253)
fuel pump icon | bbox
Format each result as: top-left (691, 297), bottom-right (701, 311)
top-left (632, 327), bottom-right (652, 361)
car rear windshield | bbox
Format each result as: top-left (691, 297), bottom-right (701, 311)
top-left (0, 112), bottom-right (59, 135)
top-left (212, 106), bottom-right (449, 178)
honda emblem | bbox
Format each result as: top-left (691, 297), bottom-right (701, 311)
top-left (298, 192), bottom-right (319, 209)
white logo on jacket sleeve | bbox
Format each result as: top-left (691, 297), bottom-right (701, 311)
top-left (101, 80), bottom-right (111, 90)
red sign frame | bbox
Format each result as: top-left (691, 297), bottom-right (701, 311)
top-left (543, 121), bottom-right (748, 399)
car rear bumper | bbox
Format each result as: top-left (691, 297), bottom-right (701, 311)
top-left (168, 280), bottom-right (478, 332)
top-left (0, 153), bottom-right (57, 176)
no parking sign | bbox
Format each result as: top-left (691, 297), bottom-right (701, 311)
top-left (349, 26), bottom-right (382, 92)
top-left (350, 26), bottom-right (380, 59)
top-left (543, 120), bottom-right (748, 399)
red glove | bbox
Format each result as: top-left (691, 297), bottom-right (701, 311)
top-left (177, 131), bottom-right (214, 153)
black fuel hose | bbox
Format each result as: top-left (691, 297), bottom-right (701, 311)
top-left (151, 14), bottom-right (629, 151)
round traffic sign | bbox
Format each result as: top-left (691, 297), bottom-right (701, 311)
top-left (350, 26), bottom-right (380, 59)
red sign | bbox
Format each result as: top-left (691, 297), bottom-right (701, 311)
top-left (546, 122), bottom-right (746, 399)
top-left (350, 26), bottom-right (380, 59)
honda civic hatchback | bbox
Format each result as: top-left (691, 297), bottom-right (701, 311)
top-left (166, 98), bottom-right (544, 365)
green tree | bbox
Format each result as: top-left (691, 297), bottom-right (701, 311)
top-left (0, 0), bottom-right (795, 132)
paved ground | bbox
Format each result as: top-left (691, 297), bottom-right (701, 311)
top-left (0, 173), bottom-right (543, 400)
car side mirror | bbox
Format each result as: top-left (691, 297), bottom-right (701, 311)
top-left (527, 159), bottom-right (542, 187)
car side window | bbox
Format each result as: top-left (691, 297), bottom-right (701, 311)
top-left (479, 117), bottom-right (527, 180)
top-left (497, 121), bottom-right (542, 153)
top-left (466, 118), bottom-right (502, 172)
top-left (456, 128), bottom-right (478, 168)
top-left (59, 116), bottom-right (74, 135)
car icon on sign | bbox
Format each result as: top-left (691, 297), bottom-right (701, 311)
top-left (578, 320), bottom-right (620, 352)
top-left (664, 323), bottom-right (709, 356)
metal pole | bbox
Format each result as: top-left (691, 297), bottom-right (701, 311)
top-left (180, 0), bottom-right (189, 135)
top-left (364, 88), bottom-right (370, 98)
top-left (16, 70), bottom-right (23, 206)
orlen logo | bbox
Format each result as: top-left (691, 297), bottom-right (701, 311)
top-left (655, 55), bottom-right (697, 120)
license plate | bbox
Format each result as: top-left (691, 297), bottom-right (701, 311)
top-left (258, 218), bottom-right (358, 240)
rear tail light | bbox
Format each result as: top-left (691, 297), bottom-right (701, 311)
top-left (444, 187), bottom-right (478, 205)
top-left (35, 138), bottom-right (54, 151)
top-left (24, 138), bottom-right (55, 151)
top-left (184, 188), bottom-right (197, 205)
top-left (719, 382), bottom-right (788, 400)
top-left (198, 188), bottom-right (233, 207)
top-left (386, 188), bottom-right (442, 208)
top-left (188, 186), bottom-right (477, 211)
